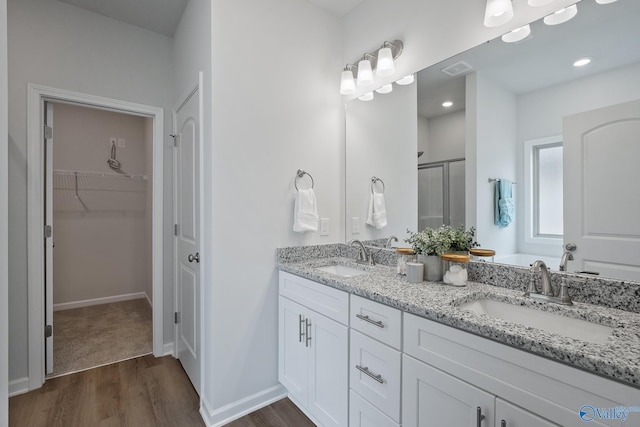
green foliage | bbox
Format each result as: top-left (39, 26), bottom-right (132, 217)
top-left (405, 225), bottom-right (479, 256)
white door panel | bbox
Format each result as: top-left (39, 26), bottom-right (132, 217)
top-left (564, 99), bottom-right (640, 281)
top-left (174, 83), bottom-right (201, 394)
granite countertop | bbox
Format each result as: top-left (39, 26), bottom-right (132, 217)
top-left (277, 256), bottom-right (640, 388)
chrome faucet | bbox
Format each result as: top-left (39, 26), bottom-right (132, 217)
top-left (385, 235), bottom-right (399, 248)
top-left (559, 251), bottom-right (574, 272)
top-left (526, 260), bottom-right (572, 305)
top-left (348, 239), bottom-right (375, 265)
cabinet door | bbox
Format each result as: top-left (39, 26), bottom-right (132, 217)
top-left (308, 309), bottom-right (349, 427)
top-left (403, 354), bottom-right (494, 427)
top-left (279, 296), bottom-right (308, 406)
top-left (495, 399), bottom-right (560, 427)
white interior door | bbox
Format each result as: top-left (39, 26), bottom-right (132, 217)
top-left (563, 99), bottom-right (640, 281)
top-left (174, 85), bottom-right (201, 394)
top-left (44, 101), bottom-right (54, 375)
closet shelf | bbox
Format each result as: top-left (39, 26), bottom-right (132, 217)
top-left (53, 169), bottom-right (148, 181)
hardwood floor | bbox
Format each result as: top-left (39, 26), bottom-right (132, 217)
top-left (10, 354), bottom-right (315, 427)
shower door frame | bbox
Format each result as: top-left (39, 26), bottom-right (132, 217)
top-left (418, 157), bottom-right (465, 227)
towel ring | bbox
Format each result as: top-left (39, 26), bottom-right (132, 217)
top-left (371, 176), bottom-right (385, 194)
top-left (295, 169), bottom-right (314, 191)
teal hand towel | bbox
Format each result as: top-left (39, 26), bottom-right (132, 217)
top-left (494, 180), bottom-right (514, 227)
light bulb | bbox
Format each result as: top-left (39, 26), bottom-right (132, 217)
top-left (358, 92), bottom-right (374, 101)
top-left (527, 0), bottom-right (554, 6)
top-left (396, 74), bottom-right (415, 85)
top-left (375, 84), bottom-right (393, 94)
top-left (544, 4), bottom-right (578, 25)
top-left (357, 59), bottom-right (374, 86)
top-left (501, 24), bottom-right (531, 43)
top-left (376, 47), bottom-right (395, 77)
top-left (484, 0), bottom-right (514, 27)
top-left (340, 69), bottom-right (356, 95)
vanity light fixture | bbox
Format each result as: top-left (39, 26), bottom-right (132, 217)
top-left (358, 92), bottom-right (374, 101)
top-left (340, 39), bottom-right (404, 94)
top-left (501, 24), bottom-right (532, 43)
top-left (484, 0), bottom-right (514, 27)
top-left (340, 65), bottom-right (356, 95)
top-left (375, 84), bottom-right (393, 94)
top-left (396, 74), bottom-right (415, 85)
top-left (543, 4), bottom-right (578, 25)
top-left (528, 0), bottom-right (554, 6)
top-left (442, 101), bottom-right (453, 108)
top-left (595, 0), bottom-right (618, 3)
top-left (573, 57), bottom-right (592, 67)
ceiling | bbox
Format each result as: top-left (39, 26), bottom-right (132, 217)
top-left (55, 0), bottom-right (364, 38)
top-left (417, 0), bottom-right (640, 119)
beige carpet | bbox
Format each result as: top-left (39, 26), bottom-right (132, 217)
top-left (51, 298), bottom-right (152, 376)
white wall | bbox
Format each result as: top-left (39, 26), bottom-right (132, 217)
top-left (345, 83), bottom-right (417, 242)
top-left (417, 115), bottom-right (429, 157)
top-left (516, 61), bottom-right (640, 256)
top-left (1, 0), bottom-right (8, 422)
top-left (51, 103), bottom-right (150, 306)
top-left (424, 110), bottom-right (465, 163)
top-left (204, 0), bottom-right (343, 422)
top-left (471, 72), bottom-right (518, 257)
top-left (7, 0), bottom-right (174, 384)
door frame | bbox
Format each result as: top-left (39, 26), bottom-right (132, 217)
top-left (172, 74), bottom-right (204, 385)
top-left (26, 84), bottom-right (165, 390)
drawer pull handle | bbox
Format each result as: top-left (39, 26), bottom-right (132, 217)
top-left (501, 421), bottom-right (506, 427)
top-left (355, 314), bottom-right (384, 328)
top-left (476, 407), bottom-right (485, 427)
top-left (299, 315), bottom-right (305, 343)
top-left (355, 365), bottom-right (384, 384)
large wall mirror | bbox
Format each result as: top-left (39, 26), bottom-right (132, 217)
top-left (344, 0), bottom-right (640, 282)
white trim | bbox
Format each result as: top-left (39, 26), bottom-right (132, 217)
top-left (1, 0), bottom-right (8, 423)
top-left (163, 342), bottom-right (175, 357)
top-left (200, 385), bottom-right (287, 427)
top-left (53, 292), bottom-right (147, 312)
top-left (144, 292), bottom-right (152, 307)
top-left (27, 84), bottom-right (165, 392)
top-left (8, 377), bottom-right (29, 398)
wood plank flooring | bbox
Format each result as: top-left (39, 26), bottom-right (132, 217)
top-left (10, 354), bottom-right (315, 427)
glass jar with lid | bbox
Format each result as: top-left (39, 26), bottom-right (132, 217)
top-left (396, 248), bottom-right (416, 275)
top-left (470, 248), bottom-right (495, 263)
top-left (441, 254), bottom-right (470, 286)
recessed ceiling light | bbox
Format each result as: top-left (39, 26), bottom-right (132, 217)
top-left (442, 101), bottom-right (453, 108)
top-left (573, 58), bottom-right (592, 67)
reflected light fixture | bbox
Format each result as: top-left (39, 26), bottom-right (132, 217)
top-left (528, 0), bottom-right (554, 6)
top-left (396, 74), bottom-right (415, 85)
top-left (595, 0), bottom-right (618, 3)
top-left (544, 4), bottom-right (578, 25)
top-left (442, 101), bottom-right (453, 108)
top-left (358, 92), bottom-right (374, 101)
top-left (357, 57), bottom-right (374, 86)
top-left (376, 84), bottom-right (393, 94)
top-left (573, 57), bottom-right (592, 67)
top-left (340, 65), bottom-right (356, 95)
top-left (501, 24), bottom-right (531, 43)
top-left (484, 0), bottom-right (514, 27)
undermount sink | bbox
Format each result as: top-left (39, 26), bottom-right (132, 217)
top-left (458, 298), bottom-right (614, 345)
top-left (315, 264), bottom-right (369, 278)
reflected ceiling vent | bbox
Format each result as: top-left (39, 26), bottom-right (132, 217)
top-left (441, 61), bottom-right (474, 77)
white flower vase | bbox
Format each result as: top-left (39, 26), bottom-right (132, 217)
top-left (417, 254), bottom-right (443, 282)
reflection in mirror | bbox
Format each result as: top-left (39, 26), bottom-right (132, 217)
top-left (344, 0), bottom-right (640, 281)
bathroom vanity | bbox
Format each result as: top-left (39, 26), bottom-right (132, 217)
top-left (276, 244), bottom-right (640, 427)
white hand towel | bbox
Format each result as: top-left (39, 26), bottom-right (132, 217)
top-left (293, 188), bottom-right (319, 233)
top-left (366, 192), bottom-right (388, 229)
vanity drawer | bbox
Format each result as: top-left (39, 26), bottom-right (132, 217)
top-left (350, 329), bottom-right (401, 422)
top-left (349, 390), bottom-right (399, 427)
top-left (350, 294), bottom-right (401, 350)
top-left (279, 271), bottom-right (349, 325)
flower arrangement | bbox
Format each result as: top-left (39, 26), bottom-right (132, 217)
top-left (405, 225), bottom-right (479, 256)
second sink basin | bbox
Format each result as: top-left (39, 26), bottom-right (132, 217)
top-left (315, 264), bottom-right (369, 278)
top-left (458, 298), bottom-right (614, 344)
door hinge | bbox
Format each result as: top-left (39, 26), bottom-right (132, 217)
top-left (174, 312), bottom-right (179, 324)
top-left (44, 225), bottom-right (52, 238)
top-left (170, 134), bottom-right (178, 147)
top-left (44, 125), bottom-right (53, 139)
top-left (45, 324), bottom-right (53, 338)
top-left (174, 224), bottom-right (179, 236)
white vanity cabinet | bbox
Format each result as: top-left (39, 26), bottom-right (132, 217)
top-left (278, 272), bottom-right (349, 427)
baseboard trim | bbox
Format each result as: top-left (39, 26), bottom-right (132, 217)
top-left (144, 292), bottom-right (152, 307)
top-left (9, 377), bottom-right (29, 397)
top-left (201, 384), bottom-right (287, 427)
top-left (53, 292), bottom-right (147, 311)
top-left (163, 342), bottom-right (175, 357)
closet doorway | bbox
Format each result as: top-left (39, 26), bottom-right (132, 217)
top-left (27, 85), bottom-right (164, 389)
top-left (46, 101), bottom-right (153, 377)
